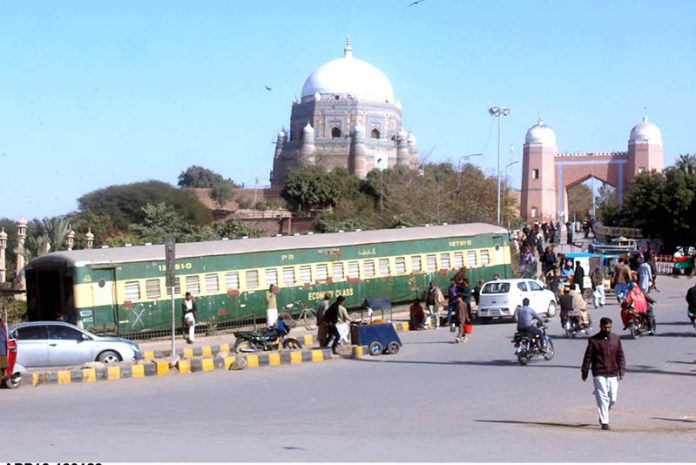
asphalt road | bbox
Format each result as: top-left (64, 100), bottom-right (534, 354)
top-left (2, 276), bottom-right (695, 462)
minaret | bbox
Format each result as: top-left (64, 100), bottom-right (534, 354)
top-left (274, 128), bottom-right (287, 159)
top-left (349, 124), bottom-right (367, 178)
top-left (407, 132), bottom-right (419, 169)
top-left (85, 229), bottom-right (94, 249)
top-left (66, 227), bottom-right (75, 251)
top-left (301, 122), bottom-right (316, 165)
top-left (0, 228), bottom-right (7, 283)
top-left (521, 118), bottom-right (558, 222)
top-left (15, 217), bottom-right (27, 291)
top-left (396, 128), bottom-right (410, 166)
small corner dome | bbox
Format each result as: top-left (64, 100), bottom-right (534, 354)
top-left (301, 38), bottom-right (395, 103)
top-left (407, 132), bottom-right (417, 143)
top-left (629, 116), bottom-right (662, 144)
top-left (525, 118), bottom-right (557, 146)
top-left (303, 123), bottom-right (315, 133)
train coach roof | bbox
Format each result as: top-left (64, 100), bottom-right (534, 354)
top-left (28, 223), bottom-right (507, 267)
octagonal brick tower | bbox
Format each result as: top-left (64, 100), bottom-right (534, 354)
top-left (520, 118), bottom-right (558, 221)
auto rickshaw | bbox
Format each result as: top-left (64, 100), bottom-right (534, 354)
top-left (1, 316), bottom-right (24, 389)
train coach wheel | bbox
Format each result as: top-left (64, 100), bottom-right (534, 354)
top-left (387, 341), bottom-right (400, 355)
top-left (368, 341), bottom-right (383, 356)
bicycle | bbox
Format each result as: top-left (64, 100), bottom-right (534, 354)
top-left (278, 300), bottom-right (317, 330)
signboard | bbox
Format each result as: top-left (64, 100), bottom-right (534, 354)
top-left (165, 238), bottom-right (176, 287)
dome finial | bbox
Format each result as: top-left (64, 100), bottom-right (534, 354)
top-left (537, 116), bottom-right (544, 126)
top-left (344, 34), bottom-right (353, 58)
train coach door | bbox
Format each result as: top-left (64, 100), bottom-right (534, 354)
top-left (89, 269), bottom-right (118, 334)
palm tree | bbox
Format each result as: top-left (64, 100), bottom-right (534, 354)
top-left (676, 154), bottom-right (696, 175)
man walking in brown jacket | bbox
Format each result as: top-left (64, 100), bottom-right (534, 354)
top-left (581, 317), bottom-right (625, 430)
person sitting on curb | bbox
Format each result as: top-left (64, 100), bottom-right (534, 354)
top-left (409, 298), bottom-right (426, 330)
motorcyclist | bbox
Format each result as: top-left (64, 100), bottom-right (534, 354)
top-left (559, 284), bottom-right (575, 327)
top-left (621, 282), bottom-right (656, 333)
top-left (516, 298), bottom-right (548, 350)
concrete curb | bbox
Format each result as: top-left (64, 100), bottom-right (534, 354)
top-left (23, 347), bottom-right (347, 388)
top-left (140, 322), bottom-right (421, 362)
top-left (22, 322), bottom-right (410, 387)
top-left (141, 334), bottom-right (316, 361)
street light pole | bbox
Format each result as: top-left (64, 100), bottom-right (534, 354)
top-left (489, 106), bottom-right (510, 225)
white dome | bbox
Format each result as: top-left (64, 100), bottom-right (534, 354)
top-left (525, 118), bottom-right (557, 146)
top-left (301, 38), bottom-right (395, 103)
top-left (629, 116), bottom-right (662, 144)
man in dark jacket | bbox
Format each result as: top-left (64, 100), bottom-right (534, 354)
top-left (581, 317), bottom-right (625, 430)
top-left (573, 260), bottom-right (585, 294)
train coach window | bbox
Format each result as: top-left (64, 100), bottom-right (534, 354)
top-left (364, 260), bottom-right (375, 278)
top-left (348, 261), bottom-right (359, 279)
top-left (480, 250), bottom-right (491, 266)
top-left (145, 279), bottom-right (161, 299)
top-left (411, 256), bottom-right (422, 272)
top-left (453, 252), bottom-right (464, 268)
top-left (316, 264), bottom-right (328, 281)
top-left (125, 281), bottom-right (141, 301)
top-left (379, 258), bottom-right (390, 276)
top-left (426, 254), bottom-right (437, 272)
top-left (299, 265), bottom-right (312, 283)
top-left (265, 269), bottom-right (278, 286)
top-left (185, 275), bottom-right (200, 295)
top-left (205, 274), bottom-right (219, 293)
top-left (440, 253), bottom-right (450, 270)
top-left (332, 263), bottom-right (344, 281)
top-left (467, 251), bottom-right (477, 267)
top-left (395, 257), bottom-right (406, 274)
top-left (246, 270), bottom-right (259, 289)
top-left (283, 267), bottom-right (296, 285)
top-left (225, 272), bottom-right (239, 290)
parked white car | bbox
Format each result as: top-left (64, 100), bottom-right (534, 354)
top-left (476, 279), bottom-right (557, 321)
top-left (10, 321), bottom-right (141, 368)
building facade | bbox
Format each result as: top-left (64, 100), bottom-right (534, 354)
top-left (270, 37), bottom-right (419, 186)
top-left (520, 116), bottom-right (664, 222)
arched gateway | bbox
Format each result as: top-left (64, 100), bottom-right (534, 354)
top-left (520, 117), bottom-right (664, 222)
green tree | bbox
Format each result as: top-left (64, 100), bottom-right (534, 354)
top-left (177, 165), bottom-right (238, 188)
top-left (78, 180), bottom-right (213, 231)
top-left (210, 182), bottom-right (234, 208)
top-left (281, 167), bottom-right (341, 215)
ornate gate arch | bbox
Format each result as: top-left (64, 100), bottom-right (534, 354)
top-left (520, 117), bottom-right (663, 222)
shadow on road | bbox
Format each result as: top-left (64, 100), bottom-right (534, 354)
top-left (354, 357), bottom-right (696, 376)
top-left (651, 417), bottom-right (696, 423)
top-left (474, 419), bottom-right (593, 429)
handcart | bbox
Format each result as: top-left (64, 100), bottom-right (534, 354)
top-left (350, 322), bottom-right (402, 356)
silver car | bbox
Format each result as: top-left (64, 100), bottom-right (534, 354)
top-left (9, 321), bottom-right (141, 368)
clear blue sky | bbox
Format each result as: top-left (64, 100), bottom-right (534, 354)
top-left (1, 0), bottom-right (694, 220)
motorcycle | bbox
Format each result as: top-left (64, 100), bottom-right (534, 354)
top-left (562, 310), bottom-right (593, 338)
top-left (511, 320), bottom-right (554, 365)
top-left (232, 319), bottom-right (303, 353)
top-left (624, 303), bottom-right (656, 339)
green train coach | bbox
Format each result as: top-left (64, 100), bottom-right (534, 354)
top-left (25, 223), bottom-right (512, 335)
